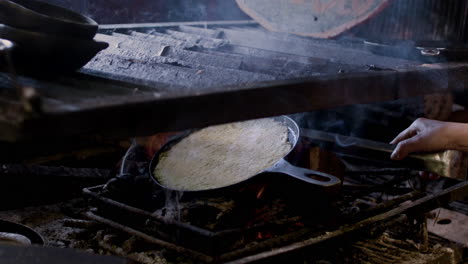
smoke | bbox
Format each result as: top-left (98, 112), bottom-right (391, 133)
top-left (166, 0), bottom-right (208, 22)
top-left (293, 0), bottom-right (461, 144)
top-left (291, 96), bottom-right (425, 144)
top-left (36, 0), bottom-right (248, 24)
top-left (156, 190), bottom-right (184, 224)
top-left (334, 134), bottom-right (356, 148)
top-left (351, 0), bottom-right (468, 43)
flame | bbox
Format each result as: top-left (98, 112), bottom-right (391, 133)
top-left (294, 222), bottom-right (305, 227)
top-left (142, 132), bottom-right (179, 157)
top-left (256, 232), bottom-right (263, 240)
top-left (256, 185), bottom-right (266, 199)
top-left (256, 231), bottom-right (273, 240)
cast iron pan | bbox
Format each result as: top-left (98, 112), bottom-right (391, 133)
top-left (0, 24), bottom-right (108, 74)
top-left (0, 219), bottom-right (45, 246)
top-left (149, 116), bottom-right (341, 196)
top-left (0, 0), bottom-right (98, 39)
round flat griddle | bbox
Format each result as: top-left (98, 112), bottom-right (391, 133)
top-left (236, 0), bottom-right (392, 38)
top-left (149, 116), bottom-right (341, 195)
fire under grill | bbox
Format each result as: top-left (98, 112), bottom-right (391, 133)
top-left (1, 21), bottom-right (468, 144)
top-left (80, 141), bottom-right (468, 264)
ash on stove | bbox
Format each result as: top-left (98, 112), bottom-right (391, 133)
top-left (0, 198), bottom-right (191, 264)
top-left (0, 199), bottom-right (93, 249)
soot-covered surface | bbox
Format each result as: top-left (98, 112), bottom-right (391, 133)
top-left (2, 21), bottom-right (465, 143)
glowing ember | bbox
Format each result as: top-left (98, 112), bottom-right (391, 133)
top-left (256, 185), bottom-right (266, 199)
top-left (143, 132), bottom-right (179, 157)
top-left (294, 222), bottom-right (305, 227)
top-left (256, 231), bottom-right (273, 240)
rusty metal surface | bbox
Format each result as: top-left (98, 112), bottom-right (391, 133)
top-left (428, 208), bottom-right (468, 247)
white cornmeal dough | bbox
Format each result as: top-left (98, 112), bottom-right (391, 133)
top-left (154, 118), bottom-right (292, 191)
top-left (0, 232), bottom-right (32, 245)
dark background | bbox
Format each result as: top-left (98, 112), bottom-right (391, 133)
top-left (39, 0), bottom-right (249, 24)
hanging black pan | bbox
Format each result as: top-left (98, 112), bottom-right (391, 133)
top-left (0, 0), bottom-right (107, 74)
top-left (0, 0), bottom-right (98, 39)
top-left (149, 116), bottom-right (341, 197)
top-left (0, 24), bottom-right (108, 74)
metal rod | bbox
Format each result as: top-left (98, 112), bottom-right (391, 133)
top-left (347, 168), bottom-right (413, 176)
top-left (301, 128), bottom-right (461, 178)
top-left (99, 20), bottom-right (256, 30)
top-left (343, 173), bottom-right (414, 201)
top-left (356, 191), bottom-right (423, 221)
top-left (83, 188), bottom-right (217, 237)
top-left (84, 186), bottom-right (301, 239)
top-left (85, 211), bottom-right (214, 263)
top-left (0, 164), bottom-right (110, 179)
top-left (218, 228), bottom-right (313, 262)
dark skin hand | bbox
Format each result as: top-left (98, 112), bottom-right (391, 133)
top-left (390, 118), bottom-right (468, 160)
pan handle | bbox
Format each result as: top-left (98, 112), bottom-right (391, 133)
top-left (266, 159), bottom-right (341, 188)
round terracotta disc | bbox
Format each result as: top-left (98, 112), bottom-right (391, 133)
top-left (236, 0), bottom-right (392, 38)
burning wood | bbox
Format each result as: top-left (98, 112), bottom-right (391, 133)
top-left (80, 132), bottom-right (468, 263)
top-left (256, 185), bottom-right (266, 199)
top-left (137, 132), bottom-right (179, 158)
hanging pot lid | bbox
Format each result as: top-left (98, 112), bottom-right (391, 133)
top-left (236, 0), bottom-right (392, 38)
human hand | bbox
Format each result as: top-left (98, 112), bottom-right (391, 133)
top-left (390, 118), bottom-right (452, 160)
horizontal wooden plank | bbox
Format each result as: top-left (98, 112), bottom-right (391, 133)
top-left (2, 64), bottom-right (466, 142)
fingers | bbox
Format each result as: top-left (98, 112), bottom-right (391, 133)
top-left (390, 126), bottom-right (417, 145)
top-left (391, 136), bottom-right (422, 160)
